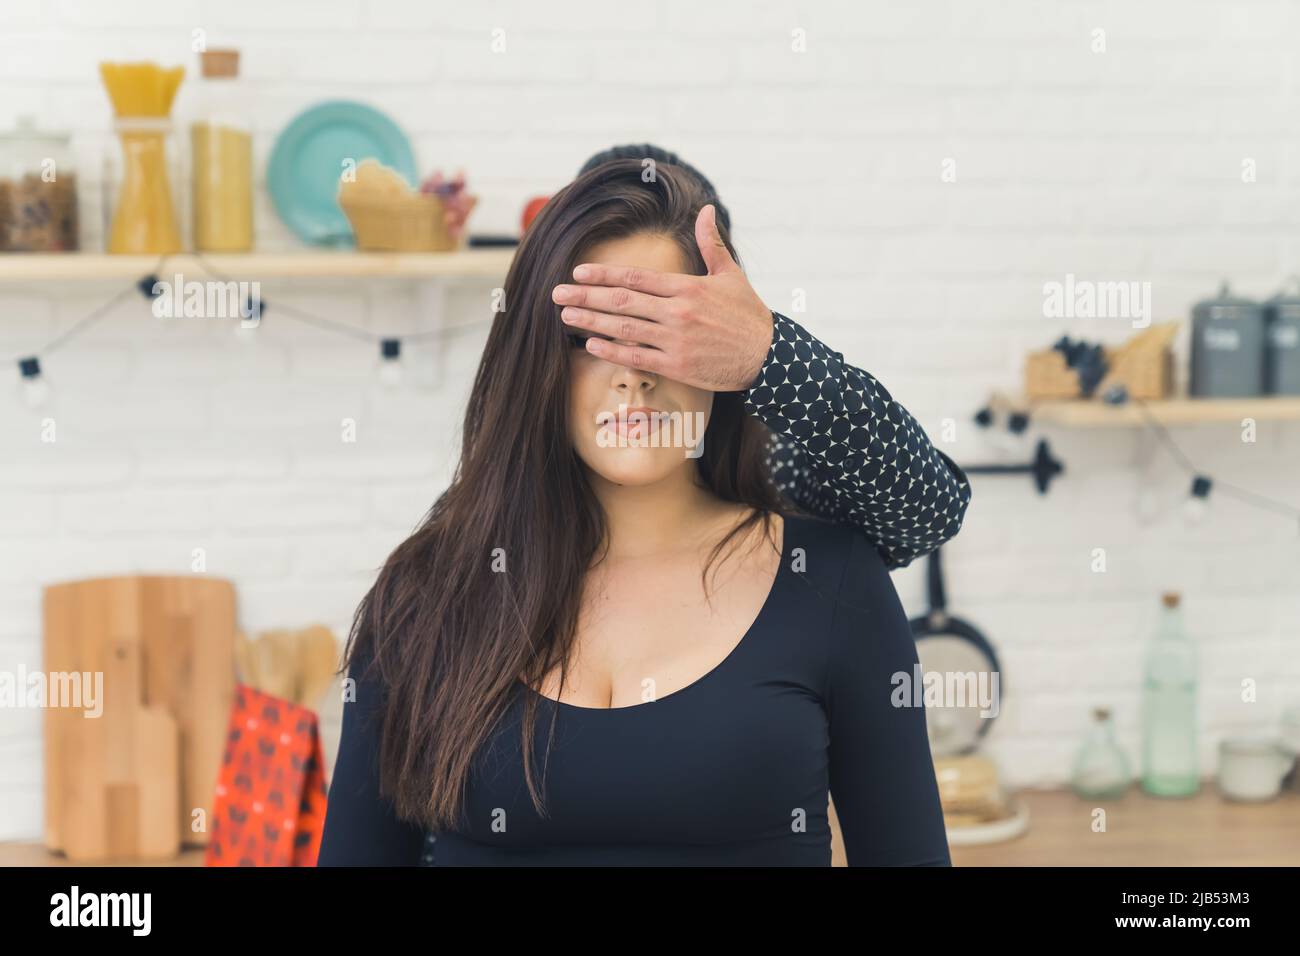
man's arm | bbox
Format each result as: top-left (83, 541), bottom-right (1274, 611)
top-left (745, 311), bottom-right (971, 570)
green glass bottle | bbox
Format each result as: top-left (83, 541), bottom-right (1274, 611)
top-left (1141, 592), bottom-right (1200, 796)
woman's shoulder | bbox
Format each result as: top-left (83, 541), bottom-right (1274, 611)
top-left (782, 511), bottom-right (906, 645)
top-left (775, 512), bottom-right (913, 703)
top-left (781, 511), bottom-right (890, 585)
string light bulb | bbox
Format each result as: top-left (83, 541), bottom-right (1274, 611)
top-left (1184, 474), bottom-right (1212, 524)
top-left (17, 356), bottom-right (50, 409)
top-left (136, 274), bottom-right (162, 300)
top-left (378, 338), bottom-right (403, 387)
top-left (998, 410), bottom-right (1032, 452)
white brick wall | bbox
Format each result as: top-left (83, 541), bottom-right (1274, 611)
top-left (2, 0), bottom-right (1299, 839)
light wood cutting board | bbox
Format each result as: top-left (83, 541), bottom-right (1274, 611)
top-left (43, 575), bottom-right (235, 860)
top-left (138, 577), bottom-right (236, 846)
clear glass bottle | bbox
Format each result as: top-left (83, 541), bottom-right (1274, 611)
top-left (1071, 707), bottom-right (1132, 799)
top-left (190, 49), bottom-right (253, 252)
top-left (1141, 592), bottom-right (1200, 796)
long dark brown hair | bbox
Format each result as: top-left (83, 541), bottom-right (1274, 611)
top-left (342, 159), bottom-right (789, 830)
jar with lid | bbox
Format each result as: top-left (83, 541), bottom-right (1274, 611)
top-left (189, 49), bottom-right (253, 252)
top-left (1264, 278), bottom-right (1300, 396)
top-left (1189, 282), bottom-right (1266, 397)
top-left (0, 116), bottom-right (79, 251)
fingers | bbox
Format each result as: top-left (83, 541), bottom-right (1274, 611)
top-left (582, 336), bottom-right (671, 374)
top-left (560, 307), bottom-right (668, 347)
top-left (695, 204), bottom-right (738, 276)
top-left (551, 281), bottom-right (675, 321)
top-left (567, 263), bottom-right (689, 297)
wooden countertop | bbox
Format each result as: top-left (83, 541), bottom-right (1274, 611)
top-left (944, 785), bottom-right (1300, 867)
top-left (0, 843), bottom-right (206, 866)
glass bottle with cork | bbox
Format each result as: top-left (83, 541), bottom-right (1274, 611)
top-left (1141, 591), bottom-right (1200, 796)
top-left (1071, 707), bottom-right (1132, 799)
top-left (190, 49), bottom-right (253, 252)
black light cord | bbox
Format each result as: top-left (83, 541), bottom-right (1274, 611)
top-left (30, 265), bottom-right (1294, 531)
top-left (190, 252), bottom-right (495, 342)
top-left (1, 256), bottom-right (166, 365)
top-left (971, 395), bottom-right (1300, 525)
top-left (1131, 396), bottom-right (1300, 523)
top-left (5, 253), bottom-right (498, 374)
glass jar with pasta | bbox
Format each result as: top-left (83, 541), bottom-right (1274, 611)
top-left (99, 61), bottom-right (185, 255)
top-left (189, 49), bottom-right (253, 252)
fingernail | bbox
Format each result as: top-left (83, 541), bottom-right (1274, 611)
top-left (561, 307), bottom-right (576, 323)
top-left (573, 265), bottom-right (592, 280)
top-left (552, 286), bottom-right (572, 302)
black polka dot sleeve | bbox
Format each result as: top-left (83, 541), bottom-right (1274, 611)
top-left (743, 311), bottom-right (972, 570)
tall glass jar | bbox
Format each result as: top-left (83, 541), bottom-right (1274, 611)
top-left (0, 116), bottom-right (79, 251)
top-left (103, 116), bottom-right (183, 254)
top-left (190, 49), bottom-right (253, 252)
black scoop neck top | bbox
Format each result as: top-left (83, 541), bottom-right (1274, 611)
top-left (318, 512), bottom-right (951, 866)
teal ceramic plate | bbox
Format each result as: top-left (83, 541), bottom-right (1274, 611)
top-left (267, 100), bottom-right (417, 246)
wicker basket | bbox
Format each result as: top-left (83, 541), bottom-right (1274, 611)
top-left (339, 192), bottom-right (457, 252)
top-left (1024, 350), bottom-right (1083, 400)
top-left (1024, 323), bottom-right (1177, 401)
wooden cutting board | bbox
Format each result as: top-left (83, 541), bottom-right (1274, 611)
top-left (114, 705), bottom-right (180, 859)
top-left (138, 577), bottom-right (235, 846)
top-left (45, 577), bottom-right (180, 859)
top-left (56, 704), bottom-right (179, 861)
top-left (44, 577), bottom-right (117, 855)
top-left (43, 575), bottom-right (235, 860)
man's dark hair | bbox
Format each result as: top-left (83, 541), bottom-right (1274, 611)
top-left (577, 143), bottom-right (731, 233)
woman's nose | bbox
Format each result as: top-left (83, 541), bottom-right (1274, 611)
top-left (608, 345), bottom-right (656, 391)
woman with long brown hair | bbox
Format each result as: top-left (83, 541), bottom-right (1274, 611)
top-left (317, 159), bottom-right (950, 865)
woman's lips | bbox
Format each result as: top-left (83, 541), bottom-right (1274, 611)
top-left (598, 405), bottom-right (667, 438)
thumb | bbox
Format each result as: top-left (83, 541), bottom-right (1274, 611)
top-left (695, 204), bottom-right (737, 276)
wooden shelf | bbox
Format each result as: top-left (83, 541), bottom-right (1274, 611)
top-left (0, 250), bottom-right (515, 281)
top-left (994, 393), bottom-right (1300, 427)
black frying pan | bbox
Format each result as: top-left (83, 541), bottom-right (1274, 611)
top-left (908, 547), bottom-right (1002, 756)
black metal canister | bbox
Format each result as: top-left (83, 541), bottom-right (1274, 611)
top-left (1190, 283), bottom-right (1266, 397)
top-left (1264, 279), bottom-right (1300, 395)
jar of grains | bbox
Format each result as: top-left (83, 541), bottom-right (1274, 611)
top-left (0, 115), bottom-right (79, 252)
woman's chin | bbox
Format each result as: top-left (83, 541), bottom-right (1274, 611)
top-left (585, 446), bottom-right (688, 487)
